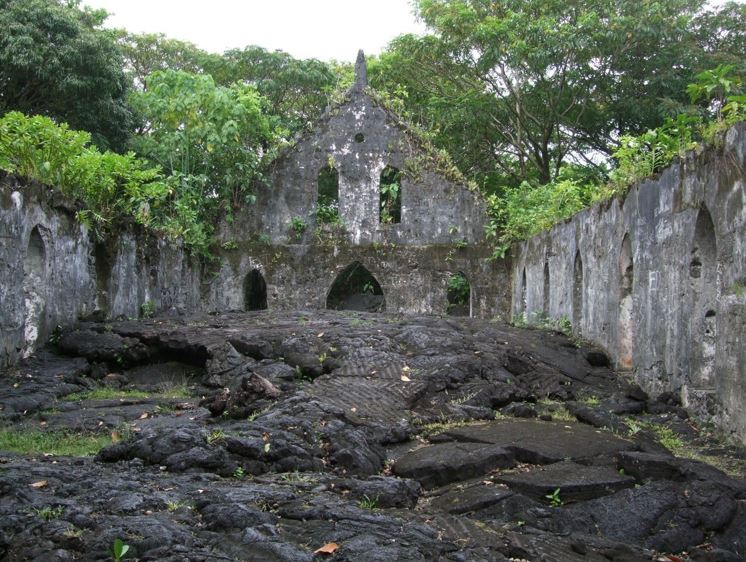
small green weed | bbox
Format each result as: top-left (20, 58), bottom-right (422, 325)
top-left (166, 501), bottom-right (190, 512)
top-left (111, 538), bottom-right (130, 561)
top-left (31, 505), bottom-right (65, 520)
top-left (233, 467), bottom-right (245, 479)
top-left (577, 394), bottom-right (601, 407)
top-left (206, 429), bottom-right (226, 445)
top-left (357, 495), bottom-right (379, 509)
top-left (545, 488), bottom-right (563, 507)
top-left (289, 216), bottom-right (307, 239)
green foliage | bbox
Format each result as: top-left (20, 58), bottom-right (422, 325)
top-left (447, 273), bottom-right (470, 305)
top-left (545, 488), bottom-right (563, 507)
top-left (31, 505), bottom-right (65, 520)
top-left (485, 65), bottom-right (746, 250)
top-left (0, 0), bottom-right (133, 151)
top-left (0, 428), bottom-right (111, 456)
top-left (289, 216), bottom-right (307, 239)
top-left (316, 163), bottom-right (341, 224)
top-left (116, 31), bottom-right (216, 90)
top-left (357, 495), bottom-right (379, 510)
top-left (207, 430), bottom-right (226, 445)
top-left (64, 388), bottom-right (149, 401)
top-left (111, 538), bottom-right (130, 562)
top-left (485, 173), bottom-right (596, 256)
top-left (0, 111), bottom-right (168, 238)
top-left (129, 70), bottom-right (273, 251)
top-left (140, 300), bottom-right (155, 318)
top-left (379, 167), bottom-right (402, 224)
top-left (375, 0), bottom-right (746, 191)
top-left (206, 46), bottom-right (344, 138)
top-left (233, 466), bottom-right (246, 479)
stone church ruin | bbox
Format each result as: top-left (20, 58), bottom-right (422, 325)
top-left (1, 51), bottom-right (746, 561)
top-left (3, 53), bottom-right (743, 442)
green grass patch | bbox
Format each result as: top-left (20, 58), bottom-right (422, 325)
top-left (65, 388), bottom-right (151, 401)
top-left (0, 428), bottom-right (111, 456)
top-left (64, 385), bottom-right (192, 402)
top-left (536, 399), bottom-right (577, 423)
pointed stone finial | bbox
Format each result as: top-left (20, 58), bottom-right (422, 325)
top-left (354, 49), bottom-right (367, 89)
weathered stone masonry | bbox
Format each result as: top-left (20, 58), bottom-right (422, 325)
top-left (513, 123), bottom-right (746, 441)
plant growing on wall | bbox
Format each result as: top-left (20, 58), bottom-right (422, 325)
top-left (289, 217), bottom-right (307, 240)
top-left (380, 166), bottom-right (402, 224)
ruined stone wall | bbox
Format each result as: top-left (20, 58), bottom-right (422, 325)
top-left (512, 123), bottom-right (746, 441)
top-left (0, 174), bottom-right (200, 367)
top-left (227, 89), bottom-right (485, 247)
top-left (204, 242), bottom-right (511, 319)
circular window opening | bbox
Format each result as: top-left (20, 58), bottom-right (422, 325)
top-left (354, 133), bottom-right (365, 143)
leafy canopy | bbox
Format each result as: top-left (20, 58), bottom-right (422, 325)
top-left (0, 0), bottom-right (133, 151)
top-left (129, 70), bottom-right (273, 250)
top-left (372, 0), bottom-right (746, 190)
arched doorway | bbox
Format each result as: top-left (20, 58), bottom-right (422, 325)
top-left (23, 227), bottom-right (47, 357)
top-left (446, 272), bottom-right (471, 316)
top-left (617, 234), bottom-right (635, 370)
top-left (244, 269), bottom-right (267, 311)
top-left (326, 262), bottom-right (385, 312)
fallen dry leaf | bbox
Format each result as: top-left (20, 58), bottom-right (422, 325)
top-left (314, 542), bottom-right (339, 555)
top-left (400, 375), bottom-right (411, 382)
top-left (139, 412), bottom-right (149, 419)
top-left (111, 430), bottom-right (121, 443)
top-left (30, 480), bottom-right (47, 489)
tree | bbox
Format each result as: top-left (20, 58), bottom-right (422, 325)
top-left (116, 31), bottom-right (219, 90)
top-left (204, 46), bottom-right (344, 137)
top-left (129, 70), bottom-right (272, 249)
top-left (372, 0), bottom-right (746, 188)
top-left (0, 0), bottom-right (134, 151)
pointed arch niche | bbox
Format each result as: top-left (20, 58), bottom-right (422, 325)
top-left (326, 262), bottom-right (385, 312)
top-left (542, 261), bottom-right (550, 316)
top-left (689, 207), bottom-right (718, 387)
top-left (23, 227), bottom-right (47, 357)
top-left (617, 234), bottom-right (635, 370)
top-left (572, 251), bottom-right (583, 331)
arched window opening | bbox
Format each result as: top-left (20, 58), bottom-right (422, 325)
top-left (317, 164), bottom-right (340, 224)
top-left (447, 272), bottom-right (471, 317)
top-left (572, 251), bottom-right (583, 331)
top-left (618, 235), bottom-right (635, 370)
top-left (23, 227), bottom-right (47, 357)
top-left (542, 262), bottom-right (550, 316)
top-left (326, 262), bottom-right (385, 312)
top-left (244, 269), bottom-right (268, 311)
top-left (379, 166), bottom-right (401, 224)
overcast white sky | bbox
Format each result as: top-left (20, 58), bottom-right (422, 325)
top-left (81, 0), bottom-right (427, 62)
